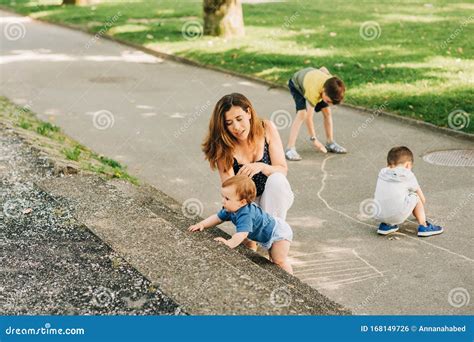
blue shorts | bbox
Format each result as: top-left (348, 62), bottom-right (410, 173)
top-left (288, 79), bottom-right (329, 112)
top-left (259, 217), bottom-right (293, 250)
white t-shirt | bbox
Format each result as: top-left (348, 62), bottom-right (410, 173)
top-left (374, 167), bottom-right (420, 220)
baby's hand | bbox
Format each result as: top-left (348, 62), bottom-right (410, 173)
top-left (188, 223), bottom-right (204, 232)
top-left (214, 237), bottom-right (231, 247)
top-left (312, 139), bottom-right (328, 153)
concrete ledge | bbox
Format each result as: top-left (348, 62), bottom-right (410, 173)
top-left (38, 175), bottom-right (349, 315)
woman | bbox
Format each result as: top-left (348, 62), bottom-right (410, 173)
top-left (202, 93), bottom-right (294, 250)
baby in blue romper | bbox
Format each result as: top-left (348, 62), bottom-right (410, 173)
top-left (189, 175), bottom-right (293, 274)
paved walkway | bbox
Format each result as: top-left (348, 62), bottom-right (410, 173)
top-left (1, 10), bottom-right (473, 314)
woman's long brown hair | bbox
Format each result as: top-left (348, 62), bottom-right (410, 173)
top-left (202, 93), bottom-right (264, 172)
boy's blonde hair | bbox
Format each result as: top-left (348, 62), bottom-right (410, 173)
top-left (387, 146), bottom-right (414, 166)
top-left (222, 175), bottom-right (256, 204)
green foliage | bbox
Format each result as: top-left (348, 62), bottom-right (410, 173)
top-left (37, 122), bottom-right (60, 136)
top-left (18, 119), bottom-right (32, 129)
top-left (99, 156), bottom-right (122, 169)
top-left (63, 145), bottom-right (82, 161)
top-left (1, 0), bottom-right (472, 133)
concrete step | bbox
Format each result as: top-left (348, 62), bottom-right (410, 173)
top-left (38, 175), bottom-right (350, 315)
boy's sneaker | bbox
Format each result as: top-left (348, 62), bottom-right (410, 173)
top-left (377, 222), bottom-right (399, 235)
top-left (417, 221), bottom-right (443, 237)
top-left (285, 148), bottom-right (302, 161)
top-left (326, 141), bottom-right (347, 154)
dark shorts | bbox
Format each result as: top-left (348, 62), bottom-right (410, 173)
top-left (288, 79), bottom-right (329, 113)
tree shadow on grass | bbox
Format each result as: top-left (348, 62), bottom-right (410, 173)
top-left (178, 47), bottom-right (444, 87)
top-left (177, 48), bottom-right (473, 133)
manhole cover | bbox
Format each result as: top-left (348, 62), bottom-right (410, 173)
top-left (423, 149), bottom-right (474, 167)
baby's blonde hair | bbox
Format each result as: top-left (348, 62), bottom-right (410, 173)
top-left (222, 175), bottom-right (256, 204)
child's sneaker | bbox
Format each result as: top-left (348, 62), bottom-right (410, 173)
top-left (326, 141), bottom-right (347, 154)
top-left (285, 148), bottom-right (302, 161)
top-left (417, 221), bottom-right (443, 237)
top-left (377, 222), bottom-right (399, 235)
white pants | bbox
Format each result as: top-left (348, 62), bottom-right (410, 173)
top-left (255, 172), bottom-right (294, 220)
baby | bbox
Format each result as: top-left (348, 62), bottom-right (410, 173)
top-left (189, 175), bottom-right (293, 273)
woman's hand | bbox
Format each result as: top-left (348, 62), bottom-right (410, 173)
top-left (237, 162), bottom-right (267, 178)
top-left (188, 222), bottom-right (205, 232)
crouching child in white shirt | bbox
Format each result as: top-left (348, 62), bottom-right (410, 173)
top-left (374, 146), bottom-right (443, 237)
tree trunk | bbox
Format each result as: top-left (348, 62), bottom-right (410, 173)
top-left (63, 0), bottom-right (90, 5)
top-left (203, 0), bottom-right (245, 38)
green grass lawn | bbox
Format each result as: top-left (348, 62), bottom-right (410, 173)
top-left (1, 0), bottom-right (473, 132)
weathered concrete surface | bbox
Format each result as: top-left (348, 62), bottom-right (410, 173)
top-left (39, 175), bottom-right (349, 315)
top-left (1, 9), bottom-right (473, 314)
